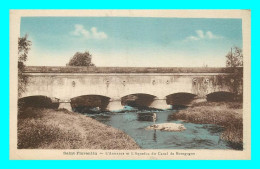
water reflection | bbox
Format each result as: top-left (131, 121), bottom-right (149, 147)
top-left (137, 112), bottom-right (158, 123)
top-left (137, 113), bottom-right (154, 122)
top-left (153, 129), bottom-right (157, 142)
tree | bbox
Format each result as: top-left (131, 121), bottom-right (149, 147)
top-left (225, 46), bottom-right (243, 100)
top-left (18, 34), bottom-right (31, 97)
top-left (67, 51), bottom-right (95, 67)
top-left (226, 46), bottom-right (243, 67)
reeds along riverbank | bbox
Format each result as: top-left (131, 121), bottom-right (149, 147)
top-left (18, 107), bottom-right (140, 149)
top-left (171, 102), bottom-right (243, 149)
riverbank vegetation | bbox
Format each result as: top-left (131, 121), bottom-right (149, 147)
top-left (171, 102), bottom-right (243, 149)
top-left (18, 107), bottom-right (140, 149)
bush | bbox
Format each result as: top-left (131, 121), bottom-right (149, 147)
top-left (67, 51), bottom-right (95, 67)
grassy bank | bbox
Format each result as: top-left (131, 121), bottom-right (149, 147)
top-left (18, 107), bottom-right (140, 149)
top-left (171, 102), bottom-right (243, 148)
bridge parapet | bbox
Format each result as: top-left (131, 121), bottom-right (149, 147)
top-left (24, 66), bottom-right (241, 74)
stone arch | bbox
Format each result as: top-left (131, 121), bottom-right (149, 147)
top-left (18, 95), bottom-right (59, 109)
top-left (166, 92), bottom-right (197, 106)
top-left (70, 95), bottom-right (111, 111)
top-left (121, 93), bottom-right (157, 108)
top-left (206, 91), bottom-right (235, 102)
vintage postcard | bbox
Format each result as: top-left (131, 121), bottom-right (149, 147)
top-left (9, 10), bottom-right (251, 160)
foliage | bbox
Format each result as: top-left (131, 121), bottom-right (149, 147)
top-left (67, 51), bottom-right (95, 67)
top-left (18, 34), bottom-right (31, 97)
top-left (225, 47), bottom-right (243, 98)
top-left (226, 46), bottom-right (243, 68)
top-left (18, 34), bottom-right (32, 63)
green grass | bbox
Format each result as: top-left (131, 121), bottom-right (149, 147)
top-left (18, 107), bottom-right (140, 149)
top-left (171, 102), bottom-right (243, 145)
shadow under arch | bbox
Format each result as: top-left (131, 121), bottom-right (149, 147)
top-left (18, 95), bottom-right (60, 109)
top-left (70, 95), bottom-right (111, 112)
top-left (206, 91), bottom-right (235, 102)
top-left (121, 93), bottom-right (157, 108)
top-left (166, 92), bottom-right (197, 107)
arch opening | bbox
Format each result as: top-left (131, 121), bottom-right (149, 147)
top-left (71, 95), bottom-right (111, 113)
top-left (18, 95), bottom-right (59, 110)
top-left (206, 91), bottom-right (235, 102)
top-left (166, 92), bottom-right (197, 108)
top-left (121, 93), bottom-right (156, 109)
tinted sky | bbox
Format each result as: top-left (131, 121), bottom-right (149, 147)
top-left (20, 17), bottom-right (242, 67)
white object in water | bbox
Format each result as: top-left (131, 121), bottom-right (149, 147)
top-left (146, 123), bottom-right (186, 132)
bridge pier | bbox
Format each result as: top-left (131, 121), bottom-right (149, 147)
top-left (106, 100), bottom-right (124, 111)
top-left (149, 99), bottom-right (171, 110)
top-left (58, 102), bottom-right (72, 112)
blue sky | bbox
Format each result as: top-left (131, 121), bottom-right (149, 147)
top-left (20, 17), bottom-right (242, 67)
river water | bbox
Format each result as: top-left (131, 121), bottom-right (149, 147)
top-left (83, 107), bottom-right (234, 149)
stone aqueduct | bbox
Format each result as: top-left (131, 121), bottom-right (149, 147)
top-left (19, 66), bottom-right (241, 111)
